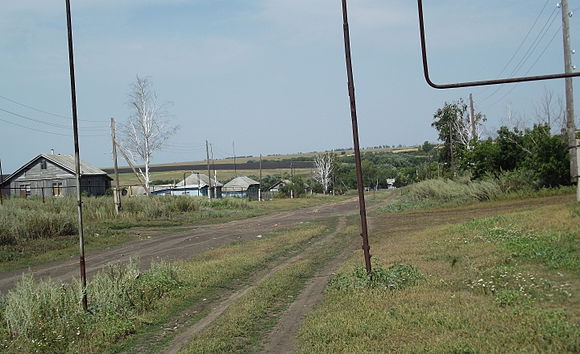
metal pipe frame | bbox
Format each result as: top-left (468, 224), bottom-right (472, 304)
top-left (417, 0), bottom-right (580, 89)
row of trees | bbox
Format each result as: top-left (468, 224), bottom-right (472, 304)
top-left (432, 95), bottom-right (571, 189)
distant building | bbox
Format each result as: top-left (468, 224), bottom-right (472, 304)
top-left (222, 176), bottom-right (260, 199)
top-left (151, 172), bottom-right (222, 198)
top-left (267, 179), bottom-right (291, 194)
top-left (1, 154), bottom-right (112, 197)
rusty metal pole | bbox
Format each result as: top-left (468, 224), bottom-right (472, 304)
top-left (65, 0), bottom-right (88, 312)
top-left (341, 0), bottom-right (372, 274)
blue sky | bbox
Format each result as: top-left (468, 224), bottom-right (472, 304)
top-left (0, 0), bottom-right (578, 173)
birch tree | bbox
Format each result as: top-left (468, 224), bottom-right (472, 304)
top-left (120, 76), bottom-right (176, 191)
top-left (313, 152), bottom-right (335, 194)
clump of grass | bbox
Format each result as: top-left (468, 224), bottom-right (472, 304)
top-left (329, 263), bottom-right (424, 291)
top-left (378, 178), bottom-right (501, 213)
top-left (0, 206), bottom-right (77, 245)
top-left (1, 260), bottom-right (181, 352)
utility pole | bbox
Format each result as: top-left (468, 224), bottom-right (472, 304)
top-left (561, 0), bottom-right (579, 198)
top-left (469, 93), bottom-right (476, 141)
top-left (341, 0), bottom-right (372, 274)
top-left (65, 0), bottom-right (88, 312)
top-left (233, 141), bottom-right (237, 176)
top-left (259, 154), bottom-right (262, 201)
top-left (0, 159), bottom-right (4, 205)
top-left (210, 143), bottom-right (217, 198)
top-left (290, 162), bottom-right (294, 199)
top-left (110, 118), bottom-right (121, 213)
top-left (577, 130), bottom-right (580, 201)
top-left (206, 140), bottom-right (211, 199)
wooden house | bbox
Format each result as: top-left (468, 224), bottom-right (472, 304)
top-left (1, 154), bottom-right (112, 197)
top-left (151, 172), bottom-right (222, 198)
top-left (222, 176), bottom-right (260, 199)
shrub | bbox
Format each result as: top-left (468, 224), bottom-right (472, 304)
top-left (329, 263), bottom-right (424, 291)
top-left (2, 260), bottom-right (182, 351)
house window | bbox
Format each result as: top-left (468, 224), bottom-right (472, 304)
top-left (19, 185), bottom-right (31, 198)
top-left (40, 160), bottom-right (47, 169)
top-left (52, 182), bottom-right (63, 197)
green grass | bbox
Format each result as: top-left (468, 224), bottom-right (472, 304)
top-left (0, 194), bottom-right (348, 272)
top-left (376, 178), bottom-right (575, 214)
top-left (0, 220), bottom-right (335, 353)
top-left (297, 199), bottom-right (579, 353)
top-left (180, 220), bottom-right (348, 353)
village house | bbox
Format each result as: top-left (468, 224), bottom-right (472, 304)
top-left (222, 176), bottom-right (260, 200)
top-left (0, 154), bottom-right (112, 197)
top-left (151, 172), bottom-right (222, 198)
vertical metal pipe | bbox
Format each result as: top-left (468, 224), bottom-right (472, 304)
top-left (65, 0), bottom-right (88, 311)
top-left (341, 0), bottom-right (372, 274)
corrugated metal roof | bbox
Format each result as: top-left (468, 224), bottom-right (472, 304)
top-left (42, 154), bottom-right (108, 175)
top-left (223, 176), bottom-right (260, 192)
top-left (176, 173), bottom-right (223, 188)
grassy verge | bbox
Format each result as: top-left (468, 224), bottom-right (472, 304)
top-left (376, 178), bottom-right (574, 214)
top-left (179, 219), bottom-right (350, 353)
top-left (0, 194), bottom-right (348, 272)
top-left (0, 219), bottom-right (336, 353)
top-left (297, 201), bottom-right (579, 352)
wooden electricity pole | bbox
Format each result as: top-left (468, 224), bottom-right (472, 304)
top-left (469, 93), bottom-right (476, 140)
top-left (259, 154), bottom-right (262, 201)
top-left (561, 0), bottom-right (578, 197)
top-left (65, 0), bottom-right (88, 311)
top-left (206, 140), bottom-right (211, 199)
top-left (110, 118), bottom-right (122, 213)
top-left (233, 141), bottom-right (237, 176)
top-left (0, 159), bottom-right (4, 205)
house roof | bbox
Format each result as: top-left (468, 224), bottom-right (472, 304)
top-left (222, 176), bottom-right (260, 192)
top-left (175, 172), bottom-right (223, 188)
top-left (2, 154), bottom-right (110, 185)
top-left (267, 179), bottom-right (291, 191)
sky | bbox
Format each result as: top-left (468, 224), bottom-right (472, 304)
top-left (0, 0), bottom-right (579, 173)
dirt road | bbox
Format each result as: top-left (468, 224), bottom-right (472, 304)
top-left (0, 197), bottom-right (362, 293)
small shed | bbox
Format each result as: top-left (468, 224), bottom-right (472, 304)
top-left (1, 154), bottom-right (112, 197)
top-left (222, 176), bottom-right (260, 199)
top-left (152, 172), bottom-right (222, 198)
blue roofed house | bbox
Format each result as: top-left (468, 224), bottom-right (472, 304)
top-left (151, 172), bottom-right (222, 198)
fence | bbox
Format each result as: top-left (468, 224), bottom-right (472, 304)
top-left (1, 185), bottom-right (108, 201)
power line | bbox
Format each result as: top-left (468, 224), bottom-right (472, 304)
top-left (482, 6), bottom-right (560, 102)
top-left (0, 115), bottom-right (107, 137)
top-left (0, 93), bottom-right (102, 123)
top-left (496, 0), bottom-right (551, 78)
top-left (507, 8), bottom-right (559, 77)
top-left (489, 24), bottom-right (563, 108)
top-left (0, 106), bottom-right (107, 131)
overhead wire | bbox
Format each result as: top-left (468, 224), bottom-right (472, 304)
top-left (490, 24), bottom-right (563, 108)
top-left (495, 0), bottom-right (551, 78)
top-left (481, 5), bottom-right (560, 102)
top-left (0, 93), bottom-right (103, 123)
top-left (0, 114), bottom-right (107, 138)
top-left (0, 106), bottom-right (107, 132)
